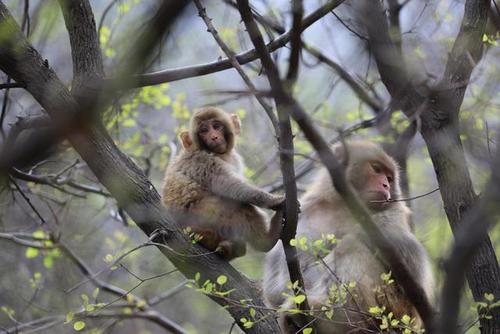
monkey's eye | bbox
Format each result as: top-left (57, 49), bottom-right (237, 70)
top-left (371, 163), bottom-right (382, 174)
top-left (387, 175), bottom-right (394, 183)
top-left (199, 127), bottom-right (208, 133)
top-left (212, 122), bottom-right (223, 130)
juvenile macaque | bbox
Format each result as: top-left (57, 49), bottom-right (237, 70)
top-left (162, 107), bottom-right (284, 260)
top-left (263, 141), bottom-right (434, 333)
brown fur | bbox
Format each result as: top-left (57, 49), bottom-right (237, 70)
top-left (263, 140), bottom-right (434, 333)
top-left (162, 107), bottom-right (284, 260)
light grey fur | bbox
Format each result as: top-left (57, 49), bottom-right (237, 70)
top-left (263, 141), bottom-right (434, 333)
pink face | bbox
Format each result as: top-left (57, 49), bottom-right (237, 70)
top-left (361, 160), bottom-right (395, 209)
top-left (198, 119), bottom-right (228, 154)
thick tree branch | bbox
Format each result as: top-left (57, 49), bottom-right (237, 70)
top-left (353, 0), bottom-right (421, 112)
top-left (437, 139), bottom-right (500, 333)
top-left (57, 0), bottom-right (104, 94)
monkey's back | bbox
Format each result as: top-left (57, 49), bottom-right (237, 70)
top-left (162, 153), bottom-right (206, 209)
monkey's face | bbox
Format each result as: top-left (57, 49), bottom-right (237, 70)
top-left (197, 119), bottom-right (228, 154)
top-left (352, 160), bottom-right (395, 211)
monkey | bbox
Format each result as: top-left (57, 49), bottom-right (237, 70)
top-left (263, 140), bottom-right (434, 333)
top-left (162, 107), bottom-right (285, 260)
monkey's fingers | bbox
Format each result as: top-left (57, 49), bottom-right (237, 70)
top-left (269, 196), bottom-right (286, 211)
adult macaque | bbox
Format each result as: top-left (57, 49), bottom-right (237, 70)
top-left (162, 107), bottom-right (285, 260)
top-left (263, 141), bottom-right (434, 333)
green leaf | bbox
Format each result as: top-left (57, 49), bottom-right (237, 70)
top-left (65, 312), bottom-right (74, 324)
top-left (81, 294), bottom-right (89, 307)
top-left (43, 256), bottom-right (54, 269)
top-left (249, 308), bottom-right (256, 318)
top-left (73, 321), bottom-right (85, 331)
top-left (92, 288), bottom-right (100, 299)
top-left (122, 119), bottom-right (137, 127)
top-left (401, 314), bottom-right (411, 325)
top-left (25, 247), bottom-right (39, 259)
top-left (217, 275), bottom-right (227, 285)
top-left (243, 320), bottom-right (254, 329)
top-left (484, 293), bottom-right (495, 302)
top-left (369, 306), bottom-right (383, 316)
top-left (294, 295), bottom-right (306, 304)
top-left (32, 230), bottom-right (47, 239)
top-left (303, 328), bottom-right (313, 334)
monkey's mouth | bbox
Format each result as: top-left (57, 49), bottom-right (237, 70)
top-left (207, 142), bottom-right (227, 153)
top-left (366, 191), bottom-right (392, 203)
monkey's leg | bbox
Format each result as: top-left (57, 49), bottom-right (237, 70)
top-left (194, 229), bottom-right (221, 252)
top-left (216, 239), bottom-right (247, 260)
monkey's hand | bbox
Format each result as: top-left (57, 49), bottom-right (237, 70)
top-left (268, 195), bottom-right (286, 210)
top-left (269, 197), bottom-right (302, 215)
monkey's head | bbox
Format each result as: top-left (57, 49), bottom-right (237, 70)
top-left (333, 141), bottom-right (401, 211)
top-left (180, 107), bottom-right (241, 155)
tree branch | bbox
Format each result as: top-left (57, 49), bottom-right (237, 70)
top-left (437, 137), bottom-right (500, 333)
top-left (285, 0), bottom-right (303, 85)
top-left (57, 0), bottom-right (104, 94)
top-left (59, 242), bottom-right (187, 334)
top-left (115, 0), bottom-right (346, 88)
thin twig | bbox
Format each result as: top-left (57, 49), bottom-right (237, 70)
top-left (193, 0), bottom-right (279, 134)
top-left (9, 176), bottom-right (46, 224)
top-left (370, 188), bottom-right (440, 203)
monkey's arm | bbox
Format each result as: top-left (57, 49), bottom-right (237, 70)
top-left (210, 172), bottom-right (284, 208)
top-left (182, 151), bottom-right (284, 208)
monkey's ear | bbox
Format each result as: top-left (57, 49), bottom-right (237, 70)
top-left (230, 114), bottom-right (241, 135)
top-left (180, 131), bottom-right (193, 149)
